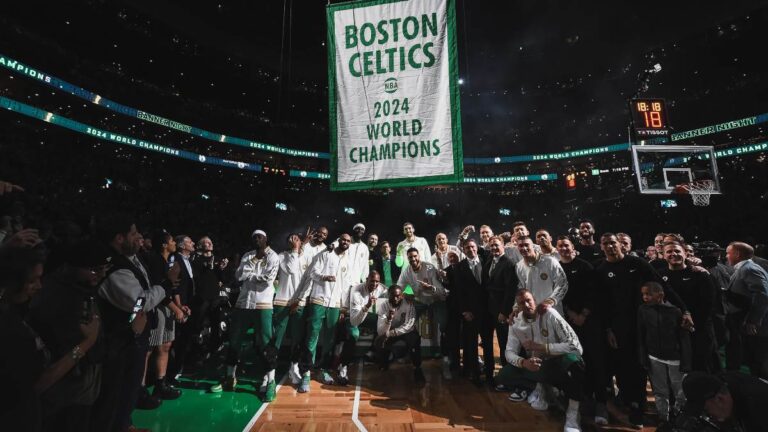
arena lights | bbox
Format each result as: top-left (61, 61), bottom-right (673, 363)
top-left (275, 202), bottom-right (288, 211)
top-left (4, 53), bottom-right (767, 167)
top-left (424, 208), bottom-right (437, 216)
top-left (0, 54), bottom-right (328, 160)
top-left (499, 208), bottom-right (511, 216)
top-left (6, 94), bottom-right (767, 186)
top-left (343, 207), bottom-right (356, 215)
top-left (0, 96), bottom-right (263, 173)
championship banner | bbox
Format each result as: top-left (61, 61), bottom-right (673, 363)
top-left (327, 0), bottom-right (463, 191)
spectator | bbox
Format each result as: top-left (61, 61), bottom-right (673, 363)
top-left (0, 247), bottom-right (100, 432)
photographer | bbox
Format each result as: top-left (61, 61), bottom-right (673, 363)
top-left (28, 239), bottom-right (110, 431)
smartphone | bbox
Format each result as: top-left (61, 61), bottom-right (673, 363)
top-left (129, 297), bottom-right (146, 323)
top-left (80, 297), bottom-right (94, 324)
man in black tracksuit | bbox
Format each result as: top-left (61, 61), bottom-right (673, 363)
top-left (595, 233), bottom-right (692, 429)
top-left (659, 241), bottom-right (719, 372)
top-left (557, 235), bottom-right (609, 424)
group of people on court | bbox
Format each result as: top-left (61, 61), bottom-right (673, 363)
top-left (215, 219), bottom-right (768, 432)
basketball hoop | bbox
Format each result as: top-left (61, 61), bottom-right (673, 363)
top-left (679, 180), bottom-right (715, 206)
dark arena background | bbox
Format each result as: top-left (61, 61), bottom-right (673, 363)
top-left (1, 1), bottom-right (768, 432)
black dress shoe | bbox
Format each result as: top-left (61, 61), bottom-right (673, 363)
top-left (137, 387), bottom-right (162, 410)
top-left (153, 380), bottom-right (182, 400)
top-left (414, 367), bottom-right (426, 384)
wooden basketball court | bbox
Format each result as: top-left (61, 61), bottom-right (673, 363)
top-left (248, 357), bottom-right (657, 432)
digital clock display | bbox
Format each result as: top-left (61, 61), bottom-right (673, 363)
top-left (631, 98), bottom-right (669, 137)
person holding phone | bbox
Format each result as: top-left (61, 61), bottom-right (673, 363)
top-left (92, 216), bottom-right (166, 432)
top-left (0, 245), bottom-right (101, 432)
top-left (27, 239), bottom-right (111, 431)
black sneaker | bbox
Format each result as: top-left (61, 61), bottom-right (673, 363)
top-left (414, 367), bottom-right (426, 384)
top-left (137, 387), bottom-right (162, 410)
top-left (153, 380), bottom-right (182, 400)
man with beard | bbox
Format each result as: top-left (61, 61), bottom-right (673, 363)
top-left (660, 241), bottom-right (718, 372)
top-left (596, 233), bottom-right (692, 429)
top-left (397, 248), bottom-right (448, 377)
top-left (557, 235), bottom-right (608, 425)
top-left (375, 285), bottom-right (423, 382)
top-left (367, 233), bottom-right (379, 270)
top-left (649, 233), bottom-right (669, 270)
top-left (339, 271), bottom-right (387, 385)
top-left (273, 234), bottom-right (305, 385)
top-left (575, 219), bottom-right (603, 263)
top-left (211, 230), bottom-right (279, 402)
top-left (535, 229), bottom-right (560, 261)
top-left (347, 223), bottom-right (370, 287)
top-left (396, 222), bottom-right (431, 269)
top-left (292, 233), bottom-right (352, 392)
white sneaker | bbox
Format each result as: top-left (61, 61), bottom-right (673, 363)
top-left (530, 397), bottom-right (549, 411)
top-left (441, 357), bottom-right (453, 380)
top-left (594, 402), bottom-right (608, 425)
top-left (564, 399), bottom-right (581, 432)
top-left (528, 383), bottom-right (543, 404)
top-left (288, 362), bottom-right (301, 385)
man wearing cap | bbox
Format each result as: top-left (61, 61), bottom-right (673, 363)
top-left (211, 230), bottom-right (280, 402)
top-left (682, 371), bottom-right (768, 431)
top-left (725, 241), bottom-right (768, 378)
top-left (291, 233), bottom-right (352, 392)
top-left (27, 238), bottom-right (110, 431)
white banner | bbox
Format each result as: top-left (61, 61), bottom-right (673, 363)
top-left (327, 0), bottom-right (463, 190)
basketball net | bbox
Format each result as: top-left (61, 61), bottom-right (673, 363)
top-left (682, 180), bottom-right (715, 206)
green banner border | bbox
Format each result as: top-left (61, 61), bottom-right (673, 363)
top-left (326, 0), bottom-right (464, 191)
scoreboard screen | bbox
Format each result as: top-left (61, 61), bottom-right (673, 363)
top-left (631, 98), bottom-right (669, 137)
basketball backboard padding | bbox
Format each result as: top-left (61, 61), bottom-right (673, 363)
top-left (631, 145), bottom-right (721, 195)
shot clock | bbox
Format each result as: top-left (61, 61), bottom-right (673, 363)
top-left (630, 98), bottom-right (670, 137)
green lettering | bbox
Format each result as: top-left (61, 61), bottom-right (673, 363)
top-left (350, 147), bottom-right (358, 163)
top-left (349, 53), bottom-right (361, 77)
top-left (375, 50), bottom-right (387, 74)
top-left (420, 140), bottom-right (431, 157)
top-left (399, 47), bottom-right (407, 71)
top-left (393, 121), bottom-right (402, 137)
top-left (389, 18), bottom-right (402, 42)
top-left (376, 20), bottom-right (389, 44)
top-left (379, 144), bottom-right (392, 160)
top-left (431, 139), bottom-right (440, 156)
top-left (363, 51), bottom-right (374, 76)
top-left (370, 145), bottom-right (379, 161)
top-left (359, 146), bottom-right (368, 162)
top-left (392, 142), bottom-right (401, 157)
top-left (407, 141), bottom-right (418, 158)
top-left (360, 23), bottom-right (376, 47)
top-left (422, 13), bottom-right (438, 37)
top-left (422, 42), bottom-right (436, 67)
top-left (385, 47), bottom-right (397, 72)
top-left (345, 25), bottom-right (358, 49)
top-left (412, 119), bottom-right (422, 135)
top-left (408, 44), bottom-right (422, 69)
top-left (403, 16), bottom-right (419, 40)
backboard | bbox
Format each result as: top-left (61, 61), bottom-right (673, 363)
top-left (631, 145), bottom-right (721, 194)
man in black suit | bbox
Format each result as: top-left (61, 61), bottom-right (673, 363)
top-left (373, 241), bottom-right (401, 288)
top-left (452, 239), bottom-right (490, 385)
top-left (481, 236), bottom-right (519, 388)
